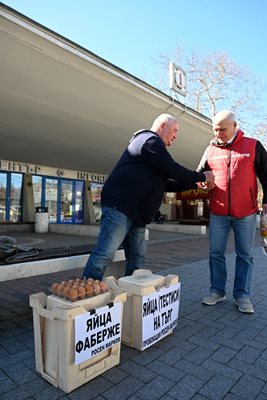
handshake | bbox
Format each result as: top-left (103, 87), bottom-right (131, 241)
top-left (199, 171), bottom-right (215, 190)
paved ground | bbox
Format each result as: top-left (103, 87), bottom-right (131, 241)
top-left (0, 228), bottom-right (267, 400)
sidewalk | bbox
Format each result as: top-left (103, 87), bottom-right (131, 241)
top-left (0, 230), bottom-right (267, 400)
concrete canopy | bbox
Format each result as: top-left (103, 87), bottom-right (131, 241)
top-left (0, 4), bottom-right (213, 175)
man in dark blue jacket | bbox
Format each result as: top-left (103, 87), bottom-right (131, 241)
top-left (82, 114), bottom-right (214, 280)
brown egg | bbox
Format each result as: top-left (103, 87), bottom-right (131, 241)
top-left (93, 282), bottom-right (101, 295)
top-left (51, 282), bottom-right (58, 295)
top-left (87, 278), bottom-right (94, 284)
top-left (63, 286), bottom-right (70, 299)
top-left (94, 279), bottom-right (100, 284)
top-left (85, 283), bottom-right (94, 297)
top-left (56, 284), bottom-right (65, 296)
top-left (100, 282), bottom-right (108, 293)
top-left (68, 279), bottom-right (74, 285)
top-left (68, 287), bottom-right (78, 302)
top-left (78, 286), bottom-right (86, 299)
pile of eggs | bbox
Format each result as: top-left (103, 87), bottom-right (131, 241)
top-left (50, 278), bottom-right (108, 302)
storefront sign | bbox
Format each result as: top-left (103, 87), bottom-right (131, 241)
top-left (76, 172), bottom-right (108, 182)
top-left (142, 282), bottom-right (180, 350)
top-left (74, 302), bottom-right (122, 365)
top-left (176, 188), bottom-right (209, 200)
top-left (0, 160), bottom-right (41, 174)
top-left (0, 159), bottom-right (107, 183)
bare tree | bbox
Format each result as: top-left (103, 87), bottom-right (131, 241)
top-left (251, 123), bottom-right (267, 149)
top-left (154, 47), bottom-right (265, 139)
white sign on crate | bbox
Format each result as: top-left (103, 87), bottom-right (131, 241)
top-left (75, 302), bottom-right (122, 365)
top-left (142, 282), bottom-right (180, 350)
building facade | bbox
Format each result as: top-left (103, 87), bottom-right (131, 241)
top-left (0, 3), bottom-right (213, 230)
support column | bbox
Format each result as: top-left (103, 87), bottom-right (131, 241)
top-left (83, 181), bottom-right (96, 224)
top-left (22, 173), bottom-right (35, 222)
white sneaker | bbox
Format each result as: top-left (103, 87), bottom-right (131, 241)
top-left (235, 298), bottom-right (254, 314)
top-left (202, 293), bottom-right (226, 305)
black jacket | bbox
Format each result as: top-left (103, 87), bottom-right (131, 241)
top-left (101, 130), bottom-right (206, 226)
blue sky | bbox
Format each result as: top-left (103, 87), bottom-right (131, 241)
top-left (2, 0), bottom-right (267, 122)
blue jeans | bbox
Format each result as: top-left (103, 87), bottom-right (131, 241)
top-left (82, 207), bottom-right (146, 280)
top-left (209, 212), bottom-right (256, 300)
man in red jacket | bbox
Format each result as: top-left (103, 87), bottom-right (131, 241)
top-left (197, 110), bottom-right (267, 313)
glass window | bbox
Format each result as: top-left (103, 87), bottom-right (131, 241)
top-left (0, 173), bottom-right (7, 222)
top-left (10, 173), bottom-right (23, 222)
top-left (60, 180), bottom-right (73, 223)
top-left (0, 173), bottom-right (23, 222)
top-left (32, 175), bottom-right (84, 224)
top-left (74, 181), bottom-right (84, 224)
top-left (91, 182), bottom-right (103, 221)
top-left (33, 175), bottom-right (42, 210)
top-left (45, 179), bottom-right (58, 223)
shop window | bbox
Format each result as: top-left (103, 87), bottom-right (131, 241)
top-left (60, 180), bottom-right (73, 223)
top-left (33, 175), bottom-right (84, 224)
top-left (33, 175), bottom-right (42, 210)
top-left (0, 172), bottom-right (22, 222)
top-left (10, 173), bottom-right (23, 222)
top-left (74, 181), bottom-right (84, 224)
top-left (0, 173), bottom-right (7, 222)
top-left (91, 182), bottom-right (103, 221)
top-left (45, 178), bottom-right (58, 223)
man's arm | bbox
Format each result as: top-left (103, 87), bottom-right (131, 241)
top-left (141, 137), bottom-right (208, 184)
top-left (255, 141), bottom-right (267, 205)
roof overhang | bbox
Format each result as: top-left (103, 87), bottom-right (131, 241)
top-left (0, 4), bottom-right (213, 175)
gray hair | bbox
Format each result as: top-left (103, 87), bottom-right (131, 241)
top-left (213, 110), bottom-right (237, 126)
top-left (151, 113), bottom-right (178, 131)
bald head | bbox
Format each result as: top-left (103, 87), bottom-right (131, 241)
top-left (150, 114), bottom-right (179, 147)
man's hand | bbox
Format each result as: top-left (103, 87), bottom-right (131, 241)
top-left (201, 171), bottom-right (215, 189)
top-left (203, 171), bottom-right (215, 183)
top-left (197, 181), bottom-right (215, 190)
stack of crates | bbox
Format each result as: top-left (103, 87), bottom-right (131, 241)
top-left (30, 278), bottom-right (127, 393)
